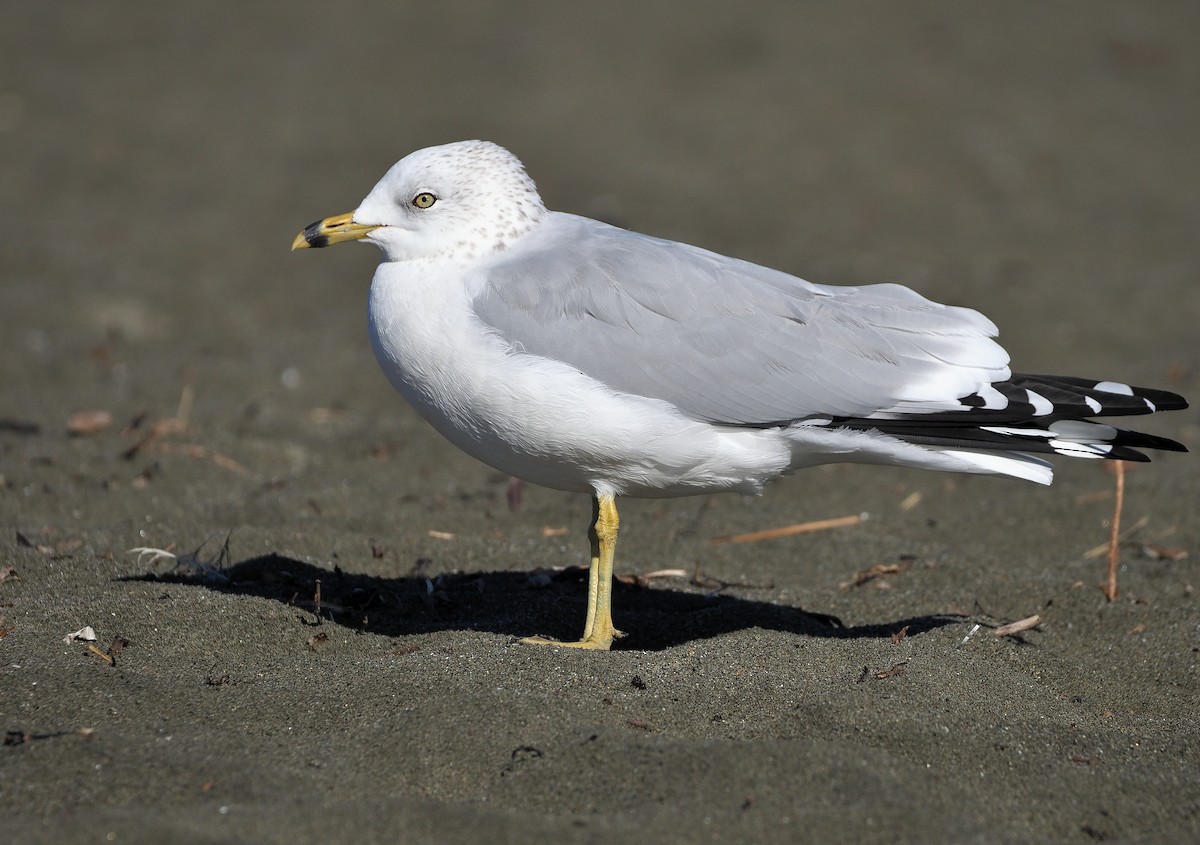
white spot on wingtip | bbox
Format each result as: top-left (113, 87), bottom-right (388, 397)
top-left (976, 384), bottom-right (1008, 410)
top-left (1025, 389), bottom-right (1054, 416)
top-left (1094, 380), bottom-right (1134, 396)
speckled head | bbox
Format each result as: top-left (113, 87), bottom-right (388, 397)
top-left (347, 140), bottom-right (548, 263)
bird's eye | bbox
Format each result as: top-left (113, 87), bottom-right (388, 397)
top-left (412, 192), bottom-right (437, 209)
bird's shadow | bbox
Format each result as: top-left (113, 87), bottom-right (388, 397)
top-left (122, 552), bottom-right (962, 651)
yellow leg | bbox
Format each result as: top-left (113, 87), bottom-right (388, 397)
top-left (522, 493), bottom-right (625, 650)
top-left (580, 495), bottom-right (602, 641)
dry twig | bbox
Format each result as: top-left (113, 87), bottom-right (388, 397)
top-left (86, 643), bottom-right (114, 665)
top-left (1141, 544), bottom-right (1188, 561)
top-left (993, 615), bottom-right (1041, 638)
top-left (839, 558), bottom-right (914, 589)
top-left (873, 661), bottom-right (908, 679)
top-left (67, 409), bottom-right (112, 436)
top-left (1102, 461), bottom-right (1125, 601)
top-left (615, 568), bottom-right (689, 588)
top-left (710, 513), bottom-right (863, 545)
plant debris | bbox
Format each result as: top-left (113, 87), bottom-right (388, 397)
top-left (86, 643), bottom-right (114, 665)
top-left (1083, 516), bottom-right (1149, 559)
top-left (5, 727), bottom-right (95, 746)
top-left (18, 532), bottom-right (84, 556)
top-left (84, 635), bottom-right (129, 665)
top-left (710, 513), bottom-right (864, 544)
top-left (993, 615), bottom-right (1041, 638)
top-left (1102, 461), bottom-right (1126, 601)
top-left (130, 534), bottom-right (232, 584)
top-left (1141, 544), bottom-right (1188, 561)
top-left (66, 409), bottom-right (112, 436)
top-left (119, 384), bottom-right (248, 476)
top-left (106, 636), bottom-right (129, 659)
top-left (840, 558), bottom-right (914, 589)
top-left (615, 568), bottom-right (689, 588)
top-left (873, 661), bottom-right (908, 680)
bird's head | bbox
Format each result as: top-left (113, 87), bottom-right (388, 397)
top-left (292, 140), bottom-right (546, 263)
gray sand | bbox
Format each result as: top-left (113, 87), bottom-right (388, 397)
top-left (2, 3), bottom-right (1198, 842)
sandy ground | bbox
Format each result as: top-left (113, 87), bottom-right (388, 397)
top-left (2, 2), bottom-right (1198, 843)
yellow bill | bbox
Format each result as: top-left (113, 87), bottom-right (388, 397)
top-left (291, 212), bottom-right (380, 250)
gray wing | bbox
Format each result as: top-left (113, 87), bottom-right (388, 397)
top-left (470, 213), bottom-right (1009, 425)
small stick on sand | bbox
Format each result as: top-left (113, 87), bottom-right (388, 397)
top-left (86, 643), bottom-right (115, 665)
top-left (993, 615), bottom-right (1041, 638)
top-left (839, 559), bottom-right (914, 590)
top-left (1102, 461), bottom-right (1126, 602)
top-left (710, 513), bottom-right (863, 545)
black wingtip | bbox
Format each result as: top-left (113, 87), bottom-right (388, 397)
top-left (1121, 384), bottom-right (1189, 413)
top-left (1015, 374), bottom-right (1189, 417)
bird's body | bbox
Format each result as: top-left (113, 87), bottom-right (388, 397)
top-left (370, 254), bottom-right (795, 498)
top-left (295, 140), bottom-right (1188, 649)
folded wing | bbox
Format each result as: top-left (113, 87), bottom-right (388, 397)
top-left (471, 213), bottom-right (1009, 426)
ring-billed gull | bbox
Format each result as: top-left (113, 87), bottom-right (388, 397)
top-left (293, 140), bottom-right (1188, 650)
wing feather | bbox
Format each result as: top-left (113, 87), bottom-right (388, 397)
top-left (470, 214), bottom-right (1008, 425)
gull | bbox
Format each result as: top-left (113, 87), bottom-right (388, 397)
top-left (293, 140), bottom-right (1188, 650)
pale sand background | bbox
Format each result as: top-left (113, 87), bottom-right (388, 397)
top-left (2, 3), bottom-right (1198, 842)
